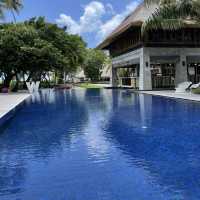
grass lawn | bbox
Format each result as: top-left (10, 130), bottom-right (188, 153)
top-left (75, 83), bottom-right (104, 89)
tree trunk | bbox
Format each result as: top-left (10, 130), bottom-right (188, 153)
top-left (26, 72), bottom-right (33, 82)
top-left (11, 9), bottom-right (17, 23)
top-left (14, 73), bottom-right (19, 91)
top-left (4, 74), bottom-right (13, 88)
top-left (23, 72), bottom-right (27, 89)
top-left (64, 71), bottom-right (66, 84)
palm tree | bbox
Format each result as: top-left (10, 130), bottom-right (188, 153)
top-left (0, 0), bottom-right (23, 22)
top-left (142, 0), bottom-right (200, 34)
top-left (0, 1), bottom-right (5, 18)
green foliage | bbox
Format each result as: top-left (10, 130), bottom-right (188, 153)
top-left (9, 79), bottom-right (17, 91)
top-left (192, 87), bottom-right (200, 94)
top-left (0, 0), bottom-right (23, 21)
top-left (76, 83), bottom-right (103, 89)
top-left (142, 0), bottom-right (200, 34)
top-left (144, 0), bottom-right (175, 5)
top-left (83, 49), bottom-right (107, 81)
top-left (2, 0), bottom-right (23, 12)
top-left (25, 17), bottom-right (86, 74)
top-left (0, 17), bottom-right (87, 86)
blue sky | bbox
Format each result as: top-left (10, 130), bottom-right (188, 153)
top-left (4, 0), bottom-right (141, 47)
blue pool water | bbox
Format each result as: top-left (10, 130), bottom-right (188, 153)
top-left (1, 89), bottom-right (200, 200)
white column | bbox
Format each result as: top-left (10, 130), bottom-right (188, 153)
top-left (111, 66), bottom-right (118, 87)
top-left (175, 51), bottom-right (188, 86)
top-left (139, 48), bottom-right (152, 90)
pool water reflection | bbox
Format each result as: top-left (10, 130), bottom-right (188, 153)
top-left (0, 89), bottom-right (200, 200)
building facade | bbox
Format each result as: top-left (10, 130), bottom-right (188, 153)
top-left (98, 3), bottom-right (200, 90)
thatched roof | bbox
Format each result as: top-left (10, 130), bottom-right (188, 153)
top-left (97, 2), bottom-right (157, 49)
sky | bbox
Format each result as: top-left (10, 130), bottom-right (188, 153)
top-left (4, 0), bottom-right (141, 48)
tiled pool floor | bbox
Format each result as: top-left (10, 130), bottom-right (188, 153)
top-left (1, 89), bottom-right (200, 200)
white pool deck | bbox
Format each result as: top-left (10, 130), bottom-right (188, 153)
top-left (0, 93), bottom-right (30, 120)
top-left (140, 90), bottom-right (200, 102)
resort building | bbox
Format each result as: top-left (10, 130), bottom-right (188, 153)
top-left (98, 3), bottom-right (200, 90)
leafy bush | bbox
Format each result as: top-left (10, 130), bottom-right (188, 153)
top-left (192, 87), bottom-right (200, 94)
top-left (40, 81), bottom-right (55, 88)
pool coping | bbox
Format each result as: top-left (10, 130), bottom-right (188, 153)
top-left (137, 90), bottom-right (200, 103)
top-left (0, 94), bottom-right (31, 128)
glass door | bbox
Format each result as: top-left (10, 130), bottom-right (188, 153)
top-left (151, 63), bottom-right (175, 89)
top-left (188, 63), bottom-right (200, 84)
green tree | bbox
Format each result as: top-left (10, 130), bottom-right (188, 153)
top-left (0, 23), bottom-right (30, 86)
top-left (26, 17), bottom-right (86, 77)
top-left (0, 18), bottom-right (86, 87)
top-left (83, 49), bottom-right (107, 82)
top-left (0, 23), bottom-right (63, 86)
top-left (142, 0), bottom-right (200, 34)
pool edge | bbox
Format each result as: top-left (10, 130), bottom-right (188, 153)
top-left (0, 94), bottom-right (31, 128)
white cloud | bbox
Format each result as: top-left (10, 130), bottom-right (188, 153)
top-left (97, 1), bottom-right (139, 41)
top-left (56, 14), bottom-right (81, 34)
top-left (106, 3), bottom-right (115, 15)
top-left (80, 1), bottom-right (105, 33)
top-left (56, 1), bottom-right (140, 45)
top-left (56, 1), bottom-right (106, 34)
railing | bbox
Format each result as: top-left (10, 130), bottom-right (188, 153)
top-left (197, 75), bottom-right (200, 83)
top-left (152, 76), bottom-right (175, 89)
top-left (188, 75), bottom-right (200, 84)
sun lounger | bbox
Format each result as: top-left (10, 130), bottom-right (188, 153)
top-left (175, 81), bottom-right (192, 93)
top-left (190, 83), bottom-right (200, 89)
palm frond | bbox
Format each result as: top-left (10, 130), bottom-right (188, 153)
top-left (142, 4), bottom-right (183, 33)
top-left (0, 0), bottom-right (23, 21)
top-left (0, 0), bottom-right (5, 18)
top-left (144, 0), bottom-right (161, 5)
top-left (4, 0), bottom-right (23, 12)
top-left (144, 0), bottom-right (176, 6)
top-left (142, 0), bottom-right (200, 34)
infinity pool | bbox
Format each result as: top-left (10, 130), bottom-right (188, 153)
top-left (1, 89), bottom-right (200, 200)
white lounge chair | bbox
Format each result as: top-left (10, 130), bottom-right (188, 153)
top-left (26, 81), bottom-right (40, 93)
top-left (34, 81), bottom-right (40, 92)
top-left (175, 81), bottom-right (192, 93)
top-left (190, 82), bottom-right (200, 89)
top-left (26, 82), bottom-right (34, 93)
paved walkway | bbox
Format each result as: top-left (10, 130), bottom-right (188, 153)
top-left (0, 93), bottom-right (30, 119)
top-left (141, 90), bottom-right (200, 102)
